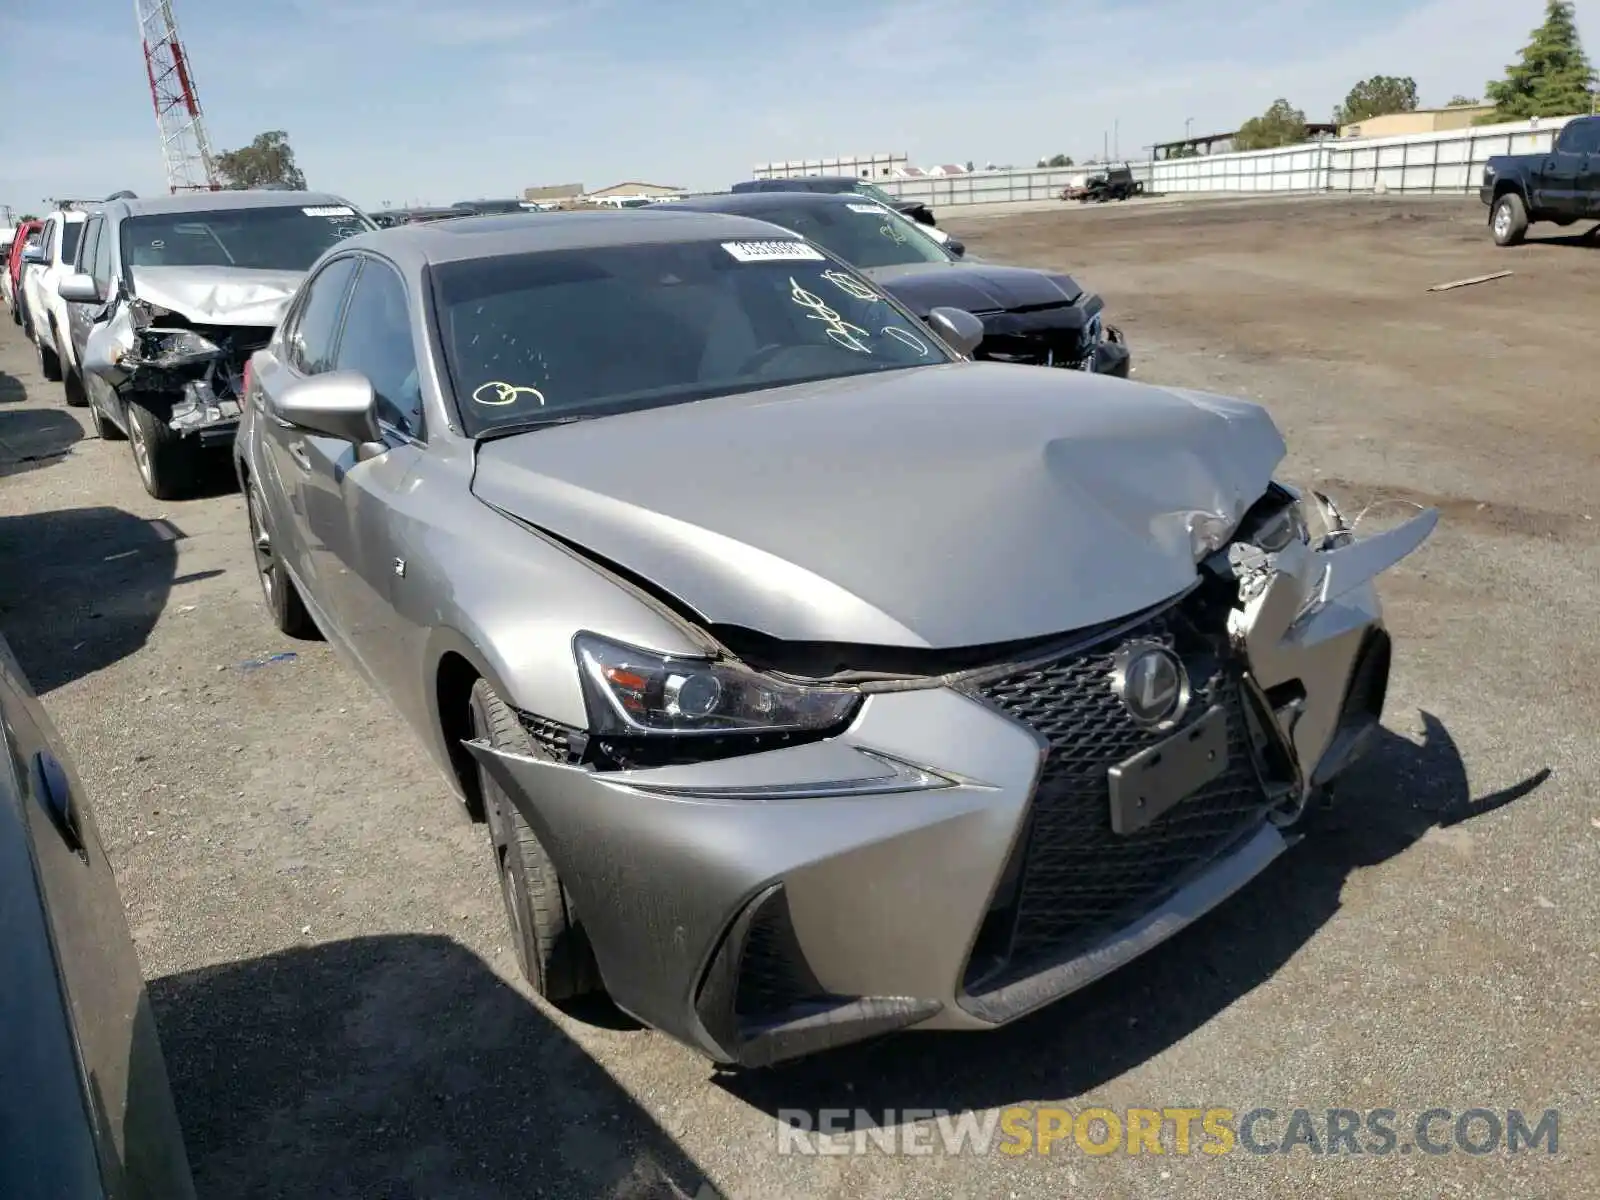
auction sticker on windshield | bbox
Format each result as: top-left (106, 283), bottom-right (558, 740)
top-left (847, 203), bottom-right (887, 214)
top-left (303, 205), bottom-right (356, 217)
top-left (722, 240), bottom-right (825, 263)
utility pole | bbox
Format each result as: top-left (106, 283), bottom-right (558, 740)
top-left (1185, 117), bottom-right (1194, 140)
top-left (1114, 118), bottom-right (1120, 161)
top-left (1103, 130), bottom-right (1108, 162)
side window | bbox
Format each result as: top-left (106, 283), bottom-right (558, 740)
top-left (43, 221), bottom-right (58, 260)
top-left (76, 219), bottom-right (101, 274)
top-left (1557, 121), bottom-right (1597, 154)
top-left (92, 218), bottom-right (116, 290)
top-left (288, 257), bottom-right (359, 375)
top-left (334, 259), bottom-right (424, 438)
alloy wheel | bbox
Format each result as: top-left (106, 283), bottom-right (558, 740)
top-left (1493, 202), bottom-right (1511, 241)
top-left (129, 417), bottom-right (152, 486)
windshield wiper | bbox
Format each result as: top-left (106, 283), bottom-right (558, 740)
top-left (473, 414), bottom-right (594, 441)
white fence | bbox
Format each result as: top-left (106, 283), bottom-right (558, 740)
top-left (873, 116), bottom-right (1579, 207)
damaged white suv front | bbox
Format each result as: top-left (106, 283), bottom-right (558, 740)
top-left (60, 191), bottom-right (375, 500)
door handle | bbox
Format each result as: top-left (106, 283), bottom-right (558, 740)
top-left (288, 440), bottom-right (312, 471)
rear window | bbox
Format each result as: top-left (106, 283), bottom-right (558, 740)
top-left (120, 204), bottom-right (375, 272)
top-left (60, 223), bottom-right (84, 262)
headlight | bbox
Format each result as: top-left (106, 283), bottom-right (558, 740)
top-left (1236, 484), bottom-right (1310, 552)
top-left (134, 328), bottom-right (222, 367)
top-left (575, 633), bottom-right (860, 736)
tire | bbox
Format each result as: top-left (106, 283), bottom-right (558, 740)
top-left (87, 394), bottom-right (126, 441)
top-left (468, 678), bottom-right (601, 1003)
top-left (245, 478), bottom-right (320, 639)
top-left (126, 398), bottom-right (200, 500)
top-left (62, 363), bottom-right (89, 408)
top-left (37, 335), bottom-right (62, 382)
top-left (1491, 192), bottom-right (1528, 246)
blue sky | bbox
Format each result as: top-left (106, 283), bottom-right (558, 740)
top-left (1, 0), bottom-right (1594, 216)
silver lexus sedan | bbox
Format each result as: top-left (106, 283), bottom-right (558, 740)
top-left (234, 211), bottom-right (1436, 1068)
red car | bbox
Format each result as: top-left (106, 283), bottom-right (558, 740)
top-left (7, 218), bottom-right (44, 327)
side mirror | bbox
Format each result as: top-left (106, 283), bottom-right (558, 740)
top-left (22, 246), bottom-right (47, 265)
top-left (58, 273), bottom-right (102, 303)
top-left (926, 306), bottom-right (984, 357)
top-left (947, 239), bottom-right (967, 258)
top-left (271, 370), bottom-right (384, 456)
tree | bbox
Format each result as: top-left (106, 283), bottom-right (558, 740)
top-left (1447, 94), bottom-right (1479, 106)
top-left (1334, 75), bottom-right (1418, 123)
top-left (1234, 99), bottom-right (1308, 151)
top-left (1481, 0), bottom-right (1596, 122)
top-left (215, 130), bottom-right (307, 190)
top-left (1036, 153), bottom-right (1074, 168)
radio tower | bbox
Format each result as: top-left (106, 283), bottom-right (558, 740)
top-left (136, 0), bottom-right (220, 192)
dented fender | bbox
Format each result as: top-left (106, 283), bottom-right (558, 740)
top-left (1231, 505), bottom-right (1438, 774)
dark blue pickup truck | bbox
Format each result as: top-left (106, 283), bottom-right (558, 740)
top-left (1480, 114), bottom-right (1600, 245)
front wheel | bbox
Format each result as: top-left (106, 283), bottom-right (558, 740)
top-left (468, 679), bottom-right (601, 1003)
top-left (37, 335), bottom-right (62, 383)
top-left (126, 398), bottom-right (200, 500)
top-left (1491, 193), bottom-right (1528, 246)
top-left (245, 479), bottom-right (320, 638)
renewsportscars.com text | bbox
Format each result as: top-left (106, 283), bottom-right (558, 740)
top-left (775, 1107), bottom-right (1561, 1158)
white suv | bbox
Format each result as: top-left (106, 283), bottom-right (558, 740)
top-left (23, 209), bottom-right (88, 386)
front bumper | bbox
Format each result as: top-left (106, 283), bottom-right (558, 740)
top-left (466, 506), bottom-right (1436, 1067)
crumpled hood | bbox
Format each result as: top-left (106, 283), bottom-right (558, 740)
top-left (471, 363), bottom-right (1287, 649)
top-left (129, 265), bottom-right (305, 326)
top-left (864, 261), bottom-right (1084, 317)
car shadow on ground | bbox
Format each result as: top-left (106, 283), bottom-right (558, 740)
top-left (717, 714), bottom-right (1549, 1124)
top-left (0, 404), bottom-right (82, 478)
top-left (149, 934), bottom-right (723, 1200)
top-left (0, 367), bottom-right (27, 404)
top-left (1523, 222), bottom-right (1600, 248)
top-left (0, 507), bottom-right (216, 692)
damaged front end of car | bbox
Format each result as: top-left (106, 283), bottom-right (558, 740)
top-left (977, 294), bottom-right (1131, 377)
top-left (85, 300), bottom-right (272, 447)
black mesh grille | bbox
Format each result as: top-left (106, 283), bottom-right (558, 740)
top-left (734, 890), bottom-right (825, 1018)
top-left (516, 711), bottom-right (580, 763)
top-left (962, 604), bottom-right (1270, 985)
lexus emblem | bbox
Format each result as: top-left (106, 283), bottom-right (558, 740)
top-left (1110, 642), bottom-right (1189, 727)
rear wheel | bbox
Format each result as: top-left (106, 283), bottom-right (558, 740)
top-left (1491, 192), bottom-right (1528, 246)
top-left (127, 398), bottom-right (200, 500)
top-left (468, 678), bottom-right (601, 1003)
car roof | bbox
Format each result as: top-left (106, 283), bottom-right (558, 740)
top-left (679, 191), bottom-right (885, 215)
top-left (334, 209), bottom-right (805, 267)
top-left (112, 190), bottom-right (359, 217)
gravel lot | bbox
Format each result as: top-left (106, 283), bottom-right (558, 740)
top-left (1, 195), bottom-right (1596, 1199)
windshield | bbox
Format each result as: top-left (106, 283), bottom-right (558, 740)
top-left (60, 222), bottom-right (84, 262)
top-left (120, 204), bottom-right (374, 272)
top-left (735, 201), bottom-right (949, 269)
top-left (433, 239), bottom-right (950, 437)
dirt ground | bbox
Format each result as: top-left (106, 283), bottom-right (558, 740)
top-left (1, 195), bottom-right (1596, 1200)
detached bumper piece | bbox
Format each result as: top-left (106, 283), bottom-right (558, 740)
top-left (694, 883), bottom-right (940, 1068)
top-left (1309, 627), bottom-right (1391, 789)
top-left (956, 594), bottom-right (1285, 1022)
top-left (168, 379), bottom-right (241, 446)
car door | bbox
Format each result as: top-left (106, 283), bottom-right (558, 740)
top-left (1573, 120), bottom-right (1600, 216)
top-left (255, 254), bottom-right (360, 609)
top-left (77, 216), bottom-right (129, 425)
top-left (1537, 121), bottom-right (1587, 215)
top-left (0, 638), bottom-right (196, 1199)
top-left (64, 215), bottom-right (101, 359)
top-left (301, 253), bottom-right (428, 686)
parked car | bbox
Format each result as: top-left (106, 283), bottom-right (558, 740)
top-left (1481, 114), bottom-right (1600, 245)
top-left (1062, 165), bottom-right (1143, 203)
top-left (233, 210), bottom-right (1435, 1068)
top-left (21, 207), bottom-right (88, 386)
top-left (0, 631), bottom-right (196, 1198)
top-left (58, 189), bottom-right (377, 499)
top-left (676, 190), bottom-right (1130, 375)
top-left (731, 175), bottom-right (937, 227)
top-left (7, 219), bottom-right (44, 327)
